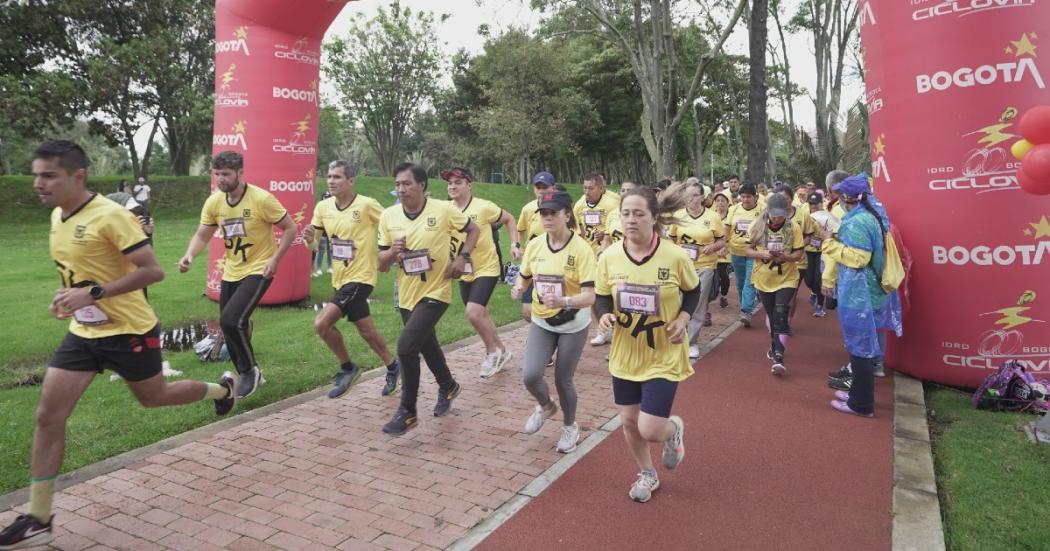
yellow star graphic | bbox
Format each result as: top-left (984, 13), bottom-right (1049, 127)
top-left (1029, 215), bottom-right (1050, 239)
top-left (1011, 33), bottom-right (1037, 58)
top-left (874, 134), bottom-right (886, 156)
top-left (1006, 46), bottom-right (1014, 54)
top-left (234, 26), bottom-right (248, 39)
top-left (1025, 229), bottom-right (1033, 236)
top-left (231, 120), bottom-right (246, 134)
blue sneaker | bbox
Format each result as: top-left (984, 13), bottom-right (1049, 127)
top-left (382, 361), bottom-right (401, 396)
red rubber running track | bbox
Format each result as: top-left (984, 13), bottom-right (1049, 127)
top-left (477, 309), bottom-right (893, 551)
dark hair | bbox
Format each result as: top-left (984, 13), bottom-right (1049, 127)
top-left (773, 182), bottom-right (793, 201)
top-left (582, 172), bottom-right (603, 184)
top-left (328, 160), bottom-right (358, 178)
top-left (537, 184), bottom-right (576, 230)
top-left (655, 178), bottom-right (672, 191)
top-left (393, 161), bottom-right (428, 190)
top-left (212, 150), bottom-right (244, 170)
top-left (32, 140), bottom-right (88, 173)
top-left (727, 174), bottom-right (739, 181)
top-left (859, 195), bottom-right (887, 235)
top-left (738, 183), bottom-right (757, 196)
top-left (621, 182), bottom-right (689, 236)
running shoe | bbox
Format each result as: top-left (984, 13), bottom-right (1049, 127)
top-left (831, 399), bottom-right (874, 418)
top-left (214, 371), bottom-right (238, 416)
top-left (496, 350), bottom-right (513, 372)
top-left (688, 345), bottom-right (700, 360)
top-left (0, 514), bottom-right (52, 549)
top-left (590, 329), bottom-right (612, 346)
top-left (834, 390), bottom-right (850, 401)
top-left (813, 306), bottom-right (826, 318)
top-left (662, 415), bottom-right (685, 470)
top-left (433, 382), bottom-right (461, 417)
top-left (523, 402), bottom-right (558, 434)
top-left (629, 470), bottom-right (660, 503)
top-left (236, 366), bottom-right (263, 399)
top-left (556, 423), bottom-right (580, 453)
top-left (809, 294), bottom-right (818, 306)
top-left (547, 356), bottom-right (556, 368)
top-left (771, 353), bottom-right (786, 376)
top-left (382, 406), bottom-right (417, 435)
top-left (828, 363), bottom-right (852, 379)
top-left (873, 360), bottom-right (886, 378)
top-left (828, 376), bottom-right (853, 391)
top-left (382, 361), bottom-right (401, 396)
top-left (767, 348), bottom-right (775, 361)
top-left (740, 311), bottom-right (752, 328)
top-left (719, 296), bottom-right (729, 309)
top-left (328, 364), bottom-right (362, 399)
top-left (480, 350), bottom-right (509, 379)
top-left (703, 312), bottom-right (712, 327)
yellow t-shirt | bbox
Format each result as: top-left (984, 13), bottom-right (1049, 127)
top-left (378, 198), bottom-right (470, 310)
top-left (310, 194), bottom-right (383, 288)
top-left (50, 194), bottom-right (158, 338)
top-left (717, 211), bottom-right (731, 264)
top-left (788, 206), bottom-right (820, 267)
top-left (574, 192), bottom-right (621, 253)
top-left (452, 197), bottom-right (503, 281)
top-left (519, 232), bottom-right (597, 319)
top-left (831, 203), bottom-right (847, 220)
top-left (596, 239), bottom-right (700, 382)
top-left (749, 225), bottom-right (806, 292)
top-left (725, 203), bottom-right (762, 256)
top-left (804, 208), bottom-right (831, 254)
top-left (517, 200), bottom-right (545, 244)
top-left (200, 184), bottom-right (288, 282)
top-left (668, 207), bottom-right (725, 271)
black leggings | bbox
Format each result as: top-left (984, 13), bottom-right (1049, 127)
top-left (398, 299), bottom-right (457, 415)
top-left (713, 263), bottom-right (731, 300)
top-left (219, 275), bottom-right (272, 375)
top-left (803, 251), bottom-right (824, 307)
top-left (758, 287), bottom-right (796, 356)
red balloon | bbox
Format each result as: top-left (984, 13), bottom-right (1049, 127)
top-left (1017, 166), bottom-right (1050, 195)
top-left (1019, 105), bottom-right (1050, 145)
top-left (1022, 143), bottom-right (1050, 182)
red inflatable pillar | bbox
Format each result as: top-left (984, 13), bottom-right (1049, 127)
top-left (208, 0), bottom-right (350, 304)
top-left (859, 1), bottom-right (1050, 386)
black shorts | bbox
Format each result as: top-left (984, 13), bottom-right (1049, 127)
top-left (612, 377), bottom-right (679, 418)
top-left (460, 276), bottom-right (499, 307)
top-left (50, 325), bottom-right (163, 382)
top-left (521, 280), bottom-right (535, 305)
top-left (333, 283), bottom-right (374, 322)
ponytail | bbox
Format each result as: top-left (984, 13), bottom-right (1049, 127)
top-left (859, 195), bottom-right (886, 235)
top-left (747, 207), bottom-right (796, 250)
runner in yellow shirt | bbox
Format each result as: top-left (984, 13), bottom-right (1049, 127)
top-left (179, 151), bottom-right (297, 399)
top-left (725, 183), bottom-right (762, 327)
top-left (668, 181), bottom-right (726, 359)
top-left (772, 183), bottom-right (819, 320)
top-left (595, 183), bottom-right (701, 503)
top-left (0, 142), bottom-right (238, 550)
top-left (745, 193), bottom-right (805, 376)
top-left (516, 172), bottom-right (555, 321)
top-left (712, 191), bottom-right (734, 309)
top-left (377, 162), bottom-right (480, 435)
top-left (600, 180), bottom-right (641, 253)
top-left (576, 172), bottom-right (621, 346)
top-left (304, 160), bottom-right (401, 399)
top-left (443, 166), bottom-right (520, 378)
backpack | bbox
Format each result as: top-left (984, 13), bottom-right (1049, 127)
top-left (972, 361), bottom-right (1050, 413)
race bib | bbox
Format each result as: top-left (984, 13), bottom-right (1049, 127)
top-left (331, 239), bottom-right (355, 261)
top-left (583, 210), bottom-right (601, 226)
top-left (735, 220), bottom-right (752, 233)
top-left (767, 236), bottom-right (785, 254)
top-left (680, 243), bottom-right (700, 261)
top-left (535, 274), bottom-right (566, 298)
top-left (74, 305), bottom-right (110, 325)
top-left (808, 237), bottom-right (822, 249)
top-left (401, 249), bottom-right (432, 275)
top-left (617, 283), bottom-right (660, 316)
top-left (222, 217), bottom-right (246, 238)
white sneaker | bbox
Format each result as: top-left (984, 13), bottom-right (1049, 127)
top-left (312, 270), bottom-right (322, 277)
top-left (523, 402), bottom-right (558, 434)
top-left (556, 423), bottom-right (580, 453)
top-left (661, 415), bottom-right (685, 469)
top-left (479, 351), bottom-right (501, 378)
top-left (590, 329), bottom-right (611, 346)
top-left (496, 349), bottom-right (512, 372)
top-left (688, 345), bottom-right (700, 360)
top-left (629, 470), bottom-right (660, 503)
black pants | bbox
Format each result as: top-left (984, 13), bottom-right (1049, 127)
top-left (710, 263), bottom-right (732, 302)
top-left (398, 299), bottom-right (457, 415)
top-left (803, 251), bottom-right (824, 307)
top-left (848, 355), bottom-right (875, 414)
top-left (219, 275), bottom-right (271, 375)
top-left (758, 287), bottom-right (796, 356)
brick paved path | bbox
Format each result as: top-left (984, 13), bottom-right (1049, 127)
top-left (3, 297), bottom-right (742, 551)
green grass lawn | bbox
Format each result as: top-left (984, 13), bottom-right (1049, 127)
top-left (926, 386), bottom-right (1050, 550)
top-left (0, 175), bottom-right (587, 495)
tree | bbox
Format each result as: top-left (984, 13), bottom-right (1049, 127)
top-left (324, 1), bottom-right (444, 175)
top-left (746, 0), bottom-right (769, 184)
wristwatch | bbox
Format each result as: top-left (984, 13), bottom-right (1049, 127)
top-left (89, 285), bottom-right (105, 301)
top-left (459, 251), bottom-right (472, 260)
top-left (512, 242), bottom-right (521, 249)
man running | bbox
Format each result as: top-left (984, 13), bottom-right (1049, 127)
top-left (378, 162), bottom-right (480, 435)
top-left (178, 151), bottom-right (297, 399)
top-left (0, 141), bottom-right (237, 550)
top-left (574, 172), bottom-right (620, 346)
top-left (304, 160), bottom-right (401, 399)
top-left (443, 166), bottom-right (520, 378)
top-left (516, 172), bottom-right (555, 321)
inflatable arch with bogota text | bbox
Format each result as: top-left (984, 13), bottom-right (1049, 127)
top-left (860, 1), bottom-right (1050, 387)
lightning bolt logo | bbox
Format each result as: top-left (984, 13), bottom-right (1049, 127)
top-left (293, 203), bottom-right (307, 224)
top-left (293, 114), bottom-right (311, 133)
top-left (220, 64), bottom-right (236, 90)
top-left (964, 107), bottom-right (1018, 148)
top-left (981, 290), bottom-right (1044, 330)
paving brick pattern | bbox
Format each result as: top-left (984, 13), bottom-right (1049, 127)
top-left (2, 293), bottom-right (744, 550)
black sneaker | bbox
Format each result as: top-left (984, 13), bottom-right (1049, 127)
top-left (236, 366), bottom-right (262, 399)
top-left (771, 353), bottom-right (786, 376)
top-left (0, 514), bottom-right (53, 549)
top-left (328, 364), bottom-right (362, 399)
top-left (214, 371), bottom-right (237, 416)
top-left (828, 376), bottom-right (853, 391)
top-left (382, 361), bottom-right (401, 396)
top-left (382, 406), bottom-right (417, 435)
top-left (828, 363), bottom-right (852, 379)
top-left (434, 382), bottom-right (461, 417)
top-left (766, 348), bottom-right (775, 361)
top-left (719, 297), bottom-right (729, 309)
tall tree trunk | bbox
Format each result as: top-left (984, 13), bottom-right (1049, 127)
top-left (747, 0), bottom-right (769, 185)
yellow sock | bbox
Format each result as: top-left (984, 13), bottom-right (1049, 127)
top-left (204, 382), bottom-right (229, 400)
top-left (28, 477), bottom-right (55, 523)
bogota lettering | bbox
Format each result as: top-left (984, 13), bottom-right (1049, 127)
top-left (272, 87), bottom-right (317, 103)
top-left (916, 59), bottom-right (1045, 93)
top-left (932, 241), bottom-right (1050, 266)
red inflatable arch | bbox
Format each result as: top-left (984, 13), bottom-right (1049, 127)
top-left (859, 1), bottom-right (1050, 386)
top-left (207, 0), bottom-right (351, 304)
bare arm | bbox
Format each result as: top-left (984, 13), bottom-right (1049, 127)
top-left (178, 224), bottom-right (216, 272)
top-left (263, 215), bottom-right (298, 278)
top-left (53, 245), bottom-right (164, 316)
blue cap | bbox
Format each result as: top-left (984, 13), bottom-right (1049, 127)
top-left (832, 172), bottom-right (872, 198)
top-left (532, 171), bottom-right (555, 187)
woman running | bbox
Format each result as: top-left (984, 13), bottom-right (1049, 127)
top-left (669, 181), bottom-right (726, 359)
top-left (512, 188), bottom-right (597, 453)
top-left (725, 184), bottom-right (762, 327)
top-left (745, 193), bottom-right (804, 375)
top-left (712, 191), bottom-right (733, 309)
top-left (595, 183), bottom-right (702, 503)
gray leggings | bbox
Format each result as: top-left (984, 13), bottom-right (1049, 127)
top-left (522, 322), bottom-right (589, 426)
